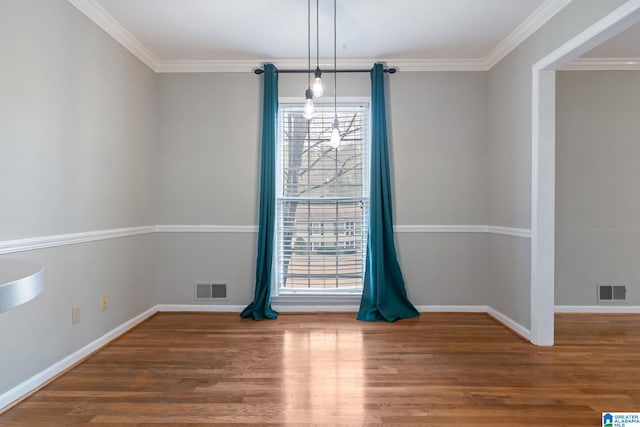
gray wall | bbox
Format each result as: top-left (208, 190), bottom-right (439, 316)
top-left (556, 70), bottom-right (640, 306)
top-left (0, 1), bottom-right (156, 240)
top-left (389, 72), bottom-right (488, 225)
top-left (0, 0), bottom-right (157, 396)
top-left (155, 71), bottom-right (489, 306)
top-left (2, 0), bottom-right (633, 401)
top-left (486, 0), bottom-right (628, 328)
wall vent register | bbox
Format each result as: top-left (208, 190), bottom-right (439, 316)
top-left (597, 284), bottom-right (627, 302)
top-left (195, 283), bottom-right (228, 300)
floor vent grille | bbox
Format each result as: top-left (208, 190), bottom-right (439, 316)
top-left (195, 283), bottom-right (228, 300)
top-left (597, 284), bottom-right (627, 302)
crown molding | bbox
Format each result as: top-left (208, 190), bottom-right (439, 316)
top-left (66, 0), bottom-right (159, 71)
top-left (155, 58), bottom-right (488, 73)
top-left (68, 0), bottom-right (571, 74)
top-left (561, 57), bottom-right (640, 70)
top-left (156, 59), bottom-right (378, 73)
top-left (485, 0), bottom-right (573, 69)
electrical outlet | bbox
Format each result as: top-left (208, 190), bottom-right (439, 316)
top-left (101, 293), bottom-right (108, 311)
top-left (72, 306), bottom-right (80, 325)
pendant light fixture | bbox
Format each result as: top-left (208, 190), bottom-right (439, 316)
top-left (312, 0), bottom-right (323, 98)
top-left (329, 0), bottom-right (341, 149)
top-left (303, 0), bottom-right (314, 120)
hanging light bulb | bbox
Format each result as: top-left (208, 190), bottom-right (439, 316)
top-left (329, 116), bottom-right (340, 149)
top-left (312, 0), bottom-right (323, 98)
top-left (303, 88), bottom-right (314, 120)
top-left (312, 68), bottom-right (323, 97)
top-left (303, 0), bottom-right (314, 120)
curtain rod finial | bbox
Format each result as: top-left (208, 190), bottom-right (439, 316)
top-left (254, 68), bottom-right (265, 75)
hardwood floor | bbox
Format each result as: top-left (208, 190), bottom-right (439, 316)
top-left (1, 312), bottom-right (639, 426)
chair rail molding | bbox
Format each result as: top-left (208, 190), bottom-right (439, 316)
top-left (0, 226), bottom-right (155, 255)
top-left (0, 224), bottom-right (533, 255)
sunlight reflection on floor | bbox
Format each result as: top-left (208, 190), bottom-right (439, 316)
top-left (283, 328), bottom-right (364, 423)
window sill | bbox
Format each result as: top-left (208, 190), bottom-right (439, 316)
top-left (272, 293), bottom-right (362, 306)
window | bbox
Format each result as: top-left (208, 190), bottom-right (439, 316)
top-left (275, 101), bottom-right (370, 294)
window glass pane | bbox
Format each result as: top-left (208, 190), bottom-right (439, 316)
top-left (276, 102), bottom-right (369, 292)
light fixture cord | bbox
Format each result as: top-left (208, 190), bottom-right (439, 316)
top-left (333, 0), bottom-right (337, 117)
top-left (308, 0), bottom-right (311, 88)
top-left (316, 0), bottom-right (319, 69)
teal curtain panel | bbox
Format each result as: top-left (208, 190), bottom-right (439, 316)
top-left (241, 63), bottom-right (279, 320)
top-left (357, 63), bottom-right (419, 322)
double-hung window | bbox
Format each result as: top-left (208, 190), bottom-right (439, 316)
top-left (275, 100), bottom-right (370, 295)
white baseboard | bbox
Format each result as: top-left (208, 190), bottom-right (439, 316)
top-left (157, 304), bottom-right (364, 314)
top-left (0, 305), bottom-right (158, 413)
top-left (158, 304), bottom-right (491, 314)
top-left (159, 304), bottom-right (359, 313)
top-left (555, 305), bottom-right (640, 313)
top-left (419, 305), bottom-right (531, 343)
top-left (156, 304), bottom-right (246, 312)
top-left (157, 305), bottom-right (526, 332)
top-left (416, 305), bottom-right (488, 312)
top-left (274, 304), bottom-right (492, 313)
top-left (487, 306), bottom-right (531, 340)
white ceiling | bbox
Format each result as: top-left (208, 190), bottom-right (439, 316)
top-left (70, 0), bottom-right (578, 71)
top-left (94, 0), bottom-right (547, 61)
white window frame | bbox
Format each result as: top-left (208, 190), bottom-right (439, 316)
top-left (272, 97), bottom-right (371, 299)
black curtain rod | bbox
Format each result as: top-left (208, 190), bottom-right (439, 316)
top-left (253, 67), bottom-right (397, 75)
